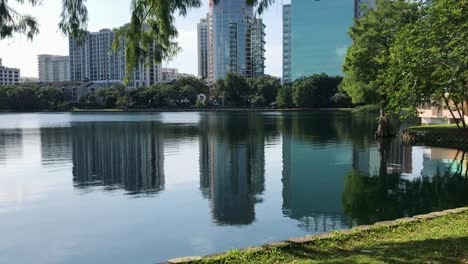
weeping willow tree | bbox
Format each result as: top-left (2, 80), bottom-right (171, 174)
top-left (0, 0), bottom-right (275, 74)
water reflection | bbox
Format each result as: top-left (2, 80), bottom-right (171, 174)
top-left (2, 112), bottom-right (468, 263)
top-left (0, 129), bottom-right (23, 165)
top-left (71, 123), bottom-right (165, 194)
top-left (199, 113), bottom-right (266, 225)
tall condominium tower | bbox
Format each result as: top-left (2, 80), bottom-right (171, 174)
top-left (207, 0), bottom-right (265, 82)
top-left (69, 28), bottom-right (162, 87)
top-left (282, 4), bottom-right (292, 84)
top-left (38, 55), bottom-right (70, 82)
top-left (282, 0), bottom-right (354, 81)
top-left (198, 16), bottom-right (209, 79)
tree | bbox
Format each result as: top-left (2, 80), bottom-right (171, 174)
top-left (342, 0), bottom-right (423, 137)
top-left (1, 0), bottom-right (275, 77)
top-left (292, 73), bottom-right (342, 108)
top-left (386, 0), bottom-right (468, 128)
top-left (7, 86), bottom-right (38, 111)
top-left (222, 72), bottom-right (250, 106)
top-left (36, 87), bottom-right (65, 110)
top-left (116, 96), bottom-right (129, 109)
top-left (276, 86), bottom-right (293, 108)
top-left (249, 75), bottom-right (281, 106)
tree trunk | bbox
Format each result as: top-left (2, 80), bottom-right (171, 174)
top-left (375, 107), bottom-right (395, 138)
top-left (443, 95), bottom-right (461, 129)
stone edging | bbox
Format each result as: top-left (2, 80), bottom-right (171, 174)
top-left (164, 207), bottom-right (468, 264)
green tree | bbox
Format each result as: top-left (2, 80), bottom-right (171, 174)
top-left (222, 72), bottom-right (250, 106)
top-left (386, 0), bottom-right (468, 128)
top-left (292, 74), bottom-right (342, 108)
top-left (342, 0), bottom-right (423, 137)
top-left (7, 86), bottom-right (38, 111)
top-left (116, 96), bottom-right (129, 109)
top-left (276, 86), bottom-right (293, 108)
top-left (36, 87), bottom-right (65, 110)
top-left (0, 86), bottom-right (10, 110)
top-left (250, 75), bottom-right (281, 106)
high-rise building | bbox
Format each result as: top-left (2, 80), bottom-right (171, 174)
top-left (354, 0), bottom-right (376, 18)
top-left (0, 58), bottom-right (20, 85)
top-left (69, 28), bottom-right (162, 88)
top-left (283, 1), bottom-right (354, 81)
top-left (282, 4), bottom-right (292, 84)
top-left (197, 16), bottom-right (209, 79)
top-left (207, 0), bottom-right (265, 82)
top-left (38, 55), bottom-right (70, 82)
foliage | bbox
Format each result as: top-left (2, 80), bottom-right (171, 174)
top-left (221, 72), bottom-right (251, 106)
top-left (292, 73), bottom-right (343, 108)
top-left (385, 0), bottom-right (468, 128)
top-left (195, 98), bottom-right (205, 109)
top-left (116, 96), bottom-right (129, 109)
top-left (331, 92), bottom-right (353, 108)
top-left (0, 85), bottom-right (70, 111)
top-left (352, 104), bottom-right (380, 114)
top-left (276, 86), bottom-right (293, 108)
top-left (248, 75), bottom-right (281, 106)
top-left (0, 0), bottom-right (39, 40)
top-left (342, 0), bottom-right (424, 136)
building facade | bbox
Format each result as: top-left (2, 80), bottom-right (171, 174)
top-left (69, 28), bottom-right (162, 88)
top-left (0, 58), bottom-right (20, 85)
top-left (161, 68), bottom-right (195, 83)
top-left (282, 4), bottom-right (292, 84)
top-left (197, 16), bottom-right (209, 79)
top-left (283, 0), bottom-right (354, 82)
top-left (207, 0), bottom-right (265, 82)
top-left (38, 55), bottom-right (70, 82)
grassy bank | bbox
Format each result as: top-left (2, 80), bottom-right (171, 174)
top-left (408, 124), bottom-right (461, 131)
top-left (180, 209), bottom-right (468, 264)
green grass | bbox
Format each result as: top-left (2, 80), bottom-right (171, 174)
top-left (409, 124), bottom-right (460, 130)
top-left (190, 211), bottom-right (468, 264)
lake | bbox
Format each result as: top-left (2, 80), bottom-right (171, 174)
top-left (0, 111), bottom-right (467, 264)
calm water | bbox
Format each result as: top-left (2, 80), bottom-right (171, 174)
top-left (0, 112), bottom-right (467, 264)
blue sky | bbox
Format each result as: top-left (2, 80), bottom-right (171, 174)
top-left (0, 0), bottom-right (287, 78)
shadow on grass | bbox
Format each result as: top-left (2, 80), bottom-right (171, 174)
top-left (272, 236), bottom-right (468, 264)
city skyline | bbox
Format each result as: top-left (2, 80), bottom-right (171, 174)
top-left (0, 0), bottom-right (285, 78)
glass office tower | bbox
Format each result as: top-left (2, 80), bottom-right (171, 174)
top-left (289, 0), bottom-right (354, 80)
top-left (208, 0), bottom-right (265, 82)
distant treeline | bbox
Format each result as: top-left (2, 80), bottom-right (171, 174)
top-left (0, 73), bottom-right (354, 111)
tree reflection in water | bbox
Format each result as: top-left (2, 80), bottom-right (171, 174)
top-left (343, 140), bottom-right (468, 226)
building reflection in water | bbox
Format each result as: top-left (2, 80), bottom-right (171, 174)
top-left (199, 113), bottom-right (266, 226)
top-left (71, 122), bottom-right (165, 195)
top-left (0, 129), bottom-right (24, 165)
top-left (346, 138), bottom-right (468, 226)
top-left (280, 112), bottom-right (355, 233)
top-left (40, 128), bottom-right (72, 166)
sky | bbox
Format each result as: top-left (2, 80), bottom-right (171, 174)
top-left (0, 0), bottom-right (288, 78)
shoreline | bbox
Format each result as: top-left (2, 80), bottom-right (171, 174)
top-left (165, 207), bottom-right (468, 264)
top-left (402, 126), bottom-right (468, 149)
top-left (0, 108), bottom-right (356, 113)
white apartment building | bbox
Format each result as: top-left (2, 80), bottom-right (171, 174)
top-left (69, 28), bottom-right (162, 88)
top-left (161, 68), bottom-right (195, 83)
top-left (38, 55), bottom-right (70, 82)
top-left (0, 58), bottom-right (20, 85)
